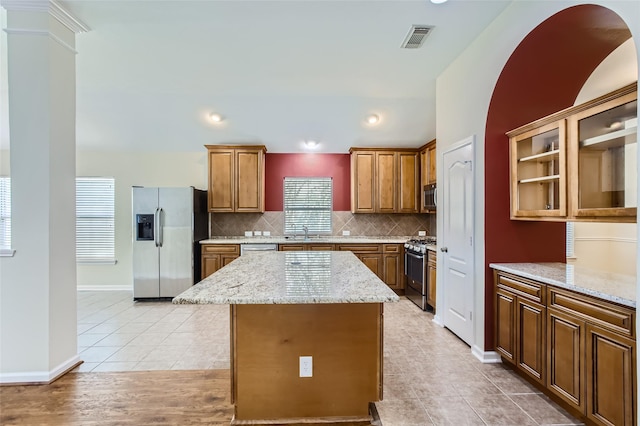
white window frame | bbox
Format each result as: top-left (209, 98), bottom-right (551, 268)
top-left (283, 177), bottom-right (333, 236)
top-left (76, 177), bottom-right (116, 264)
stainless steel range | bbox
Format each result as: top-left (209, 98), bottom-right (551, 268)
top-left (404, 237), bottom-right (436, 311)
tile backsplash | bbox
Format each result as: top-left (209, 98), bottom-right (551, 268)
top-left (210, 212), bottom-right (436, 237)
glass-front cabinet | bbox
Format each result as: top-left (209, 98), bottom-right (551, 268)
top-left (510, 120), bottom-right (566, 218)
top-left (568, 92), bottom-right (637, 220)
top-left (507, 82), bottom-right (637, 223)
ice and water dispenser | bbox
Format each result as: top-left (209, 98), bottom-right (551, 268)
top-left (136, 214), bottom-right (154, 241)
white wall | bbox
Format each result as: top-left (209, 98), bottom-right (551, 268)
top-left (75, 151), bottom-right (207, 289)
top-left (435, 1), bottom-right (640, 356)
top-left (2, 150), bottom-right (208, 289)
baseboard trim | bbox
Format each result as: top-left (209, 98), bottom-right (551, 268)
top-left (0, 355), bottom-right (82, 385)
top-left (432, 315), bottom-right (444, 327)
top-left (77, 285), bottom-right (132, 291)
top-left (471, 346), bottom-right (502, 364)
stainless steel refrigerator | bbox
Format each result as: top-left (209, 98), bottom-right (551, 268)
top-left (132, 187), bottom-right (208, 300)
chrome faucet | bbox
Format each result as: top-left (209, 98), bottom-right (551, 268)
top-left (302, 225), bottom-right (309, 240)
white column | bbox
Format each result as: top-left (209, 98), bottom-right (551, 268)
top-left (0, 0), bottom-right (88, 384)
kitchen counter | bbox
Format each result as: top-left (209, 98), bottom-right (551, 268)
top-left (174, 250), bottom-right (396, 424)
top-left (489, 262), bottom-right (636, 308)
top-left (174, 251), bottom-right (399, 304)
top-left (199, 235), bottom-right (410, 244)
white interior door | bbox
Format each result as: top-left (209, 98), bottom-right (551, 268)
top-left (442, 138), bottom-right (475, 345)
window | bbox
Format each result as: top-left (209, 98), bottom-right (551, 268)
top-left (0, 176), bottom-right (10, 250)
top-left (76, 177), bottom-right (115, 263)
top-left (283, 177), bottom-right (332, 235)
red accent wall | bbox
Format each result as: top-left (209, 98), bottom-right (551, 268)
top-left (264, 153), bottom-right (351, 211)
top-left (483, 5), bottom-right (631, 349)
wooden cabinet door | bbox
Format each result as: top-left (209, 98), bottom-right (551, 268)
top-left (235, 149), bottom-right (263, 212)
top-left (427, 254), bottom-right (436, 309)
top-left (547, 307), bottom-right (585, 413)
top-left (208, 150), bottom-right (234, 212)
top-left (358, 254), bottom-right (383, 280)
top-left (202, 255), bottom-right (220, 279)
top-left (586, 324), bottom-right (636, 426)
top-left (221, 255), bottom-right (239, 268)
top-left (382, 253), bottom-right (402, 291)
top-left (397, 152), bottom-right (419, 213)
top-left (495, 288), bottom-right (516, 364)
top-left (375, 152), bottom-right (396, 213)
top-left (427, 144), bottom-right (436, 184)
top-left (517, 298), bottom-right (546, 385)
top-left (351, 152), bottom-right (375, 213)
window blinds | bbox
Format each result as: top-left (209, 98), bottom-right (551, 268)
top-left (283, 177), bottom-right (332, 235)
top-left (76, 177), bottom-right (115, 263)
top-left (0, 177), bottom-right (10, 250)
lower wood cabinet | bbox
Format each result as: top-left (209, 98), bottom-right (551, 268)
top-left (427, 251), bottom-right (437, 309)
top-left (495, 269), bottom-right (636, 425)
top-left (201, 244), bottom-right (240, 278)
top-left (494, 272), bottom-right (546, 386)
top-left (337, 244), bottom-right (404, 292)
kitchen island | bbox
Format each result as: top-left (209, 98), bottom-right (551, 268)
top-left (174, 251), bottom-right (399, 425)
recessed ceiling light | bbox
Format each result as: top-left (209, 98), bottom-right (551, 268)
top-left (366, 114), bottom-right (380, 125)
top-left (209, 112), bottom-right (223, 123)
top-left (304, 140), bottom-right (319, 149)
top-left (430, 0), bottom-right (448, 3)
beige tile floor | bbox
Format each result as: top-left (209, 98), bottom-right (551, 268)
top-left (74, 291), bottom-right (583, 425)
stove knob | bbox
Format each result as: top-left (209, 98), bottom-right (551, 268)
top-left (421, 246), bottom-right (426, 254)
top-left (404, 243), bottom-right (410, 249)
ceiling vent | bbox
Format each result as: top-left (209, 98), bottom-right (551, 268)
top-left (401, 25), bottom-right (434, 49)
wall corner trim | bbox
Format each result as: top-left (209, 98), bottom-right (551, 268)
top-left (0, 354), bottom-right (82, 385)
top-left (471, 346), bottom-right (502, 364)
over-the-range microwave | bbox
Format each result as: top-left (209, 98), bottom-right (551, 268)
top-left (424, 183), bottom-right (436, 210)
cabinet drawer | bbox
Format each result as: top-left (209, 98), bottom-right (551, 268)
top-left (427, 251), bottom-right (436, 264)
top-left (307, 244), bottom-right (335, 251)
top-left (279, 244), bottom-right (304, 251)
top-left (337, 244), bottom-right (381, 253)
top-left (548, 287), bottom-right (634, 337)
top-left (202, 244), bottom-right (240, 254)
top-left (383, 244), bottom-right (401, 253)
top-left (496, 273), bottom-right (545, 304)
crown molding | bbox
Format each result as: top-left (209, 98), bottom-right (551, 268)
top-left (1, 0), bottom-right (90, 34)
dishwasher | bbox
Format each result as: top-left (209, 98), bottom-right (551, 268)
top-left (240, 243), bottom-right (278, 255)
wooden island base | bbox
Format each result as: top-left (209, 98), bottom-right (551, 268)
top-left (230, 303), bottom-right (383, 424)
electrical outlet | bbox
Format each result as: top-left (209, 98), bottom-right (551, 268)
top-left (263, 231), bottom-right (271, 237)
top-left (299, 356), bottom-right (312, 377)
top-left (253, 231), bottom-right (262, 236)
top-left (342, 230), bottom-right (350, 236)
top-left (418, 230), bottom-right (426, 237)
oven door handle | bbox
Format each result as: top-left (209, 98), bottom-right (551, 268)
top-left (406, 252), bottom-right (424, 260)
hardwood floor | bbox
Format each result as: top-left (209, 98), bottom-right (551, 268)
top-left (0, 369), bottom-right (376, 426)
top-left (1, 370), bottom-right (234, 425)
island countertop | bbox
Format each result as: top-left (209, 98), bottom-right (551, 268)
top-left (490, 262), bottom-right (636, 308)
top-left (173, 251), bottom-right (400, 305)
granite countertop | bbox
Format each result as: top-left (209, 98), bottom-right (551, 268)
top-left (200, 236), bottom-right (412, 244)
top-left (490, 262), bottom-right (636, 308)
top-left (174, 251), bottom-right (400, 305)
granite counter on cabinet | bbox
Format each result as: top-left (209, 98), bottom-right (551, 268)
top-left (199, 235), bottom-right (410, 244)
top-left (174, 251), bottom-right (398, 425)
top-left (490, 262), bottom-right (636, 308)
top-left (175, 251), bottom-right (400, 304)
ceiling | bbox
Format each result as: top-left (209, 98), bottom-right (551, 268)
top-left (9, 1), bottom-right (514, 153)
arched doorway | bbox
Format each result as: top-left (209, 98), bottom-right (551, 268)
top-left (483, 4), bottom-right (634, 349)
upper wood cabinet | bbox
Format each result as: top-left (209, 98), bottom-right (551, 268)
top-left (419, 139), bottom-right (436, 213)
top-left (205, 145), bottom-right (266, 213)
top-left (350, 148), bottom-right (419, 214)
top-left (507, 83), bottom-right (637, 222)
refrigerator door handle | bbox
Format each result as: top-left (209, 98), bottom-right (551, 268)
top-left (154, 207), bottom-right (160, 247)
top-left (157, 208), bottom-right (164, 247)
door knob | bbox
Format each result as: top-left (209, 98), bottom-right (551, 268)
top-left (440, 247), bottom-right (448, 253)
